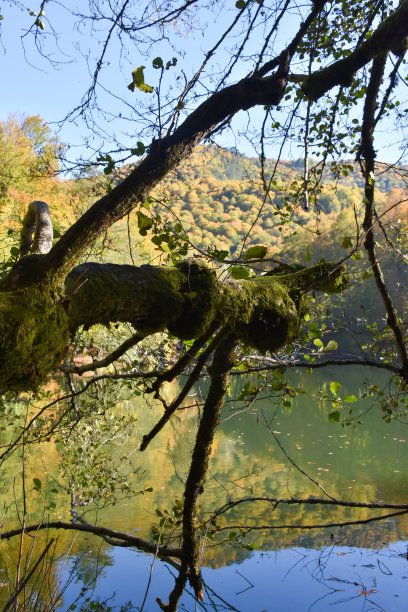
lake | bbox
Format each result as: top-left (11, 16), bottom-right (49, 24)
top-left (0, 365), bottom-right (408, 611)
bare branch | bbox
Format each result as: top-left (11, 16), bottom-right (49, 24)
top-left (0, 521), bottom-right (182, 559)
top-left (302, 0), bottom-right (408, 101)
top-left (60, 331), bottom-right (146, 375)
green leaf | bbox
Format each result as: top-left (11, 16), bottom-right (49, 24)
top-left (325, 340), bottom-right (338, 351)
top-left (242, 245), bottom-right (268, 260)
top-left (313, 338), bottom-right (324, 348)
top-left (165, 57), bottom-right (177, 70)
top-left (33, 478), bottom-right (42, 490)
top-left (210, 248), bottom-right (229, 262)
top-left (235, 0), bottom-right (246, 7)
top-left (344, 394), bottom-right (357, 403)
top-left (230, 266), bottom-right (250, 279)
top-left (152, 57), bottom-right (163, 69)
top-left (271, 381), bottom-right (283, 391)
top-left (330, 381), bottom-right (341, 396)
top-left (131, 141), bottom-right (145, 156)
top-left (351, 249), bottom-right (363, 260)
top-left (328, 410), bottom-right (341, 422)
top-left (362, 270), bottom-right (373, 280)
top-left (129, 66), bottom-right (154, 93)
top-left (136, 211), bottom-right (153, 236)
top-left (341, 236), bottom-right (353, 249)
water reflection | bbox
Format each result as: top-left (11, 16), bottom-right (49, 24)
top-left (1, 366), bottom-right (408, 610)
top-left (58, 542), bottom-right (408, 611)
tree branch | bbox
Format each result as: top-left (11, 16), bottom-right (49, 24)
top-left (359, 54), bottom-right (408, 381)
top-left (208, 495), bottom-right (408, 525)
top-left (230, 358), bottom-right (402, 376)
top-left (0, 521), bottom-right (182, 559)
top-left (60, 331), bottom-right (146, 374)
top-left (162, 333), bottom-right (237, 609)
top-left (19, 201), bottom-right (53, 257)
top-left (302, 0), bottom-right (408, 101)
top-left (140, 326), bottom-right (228, 451)
top-left (214, 509), bottom-right (408, 532)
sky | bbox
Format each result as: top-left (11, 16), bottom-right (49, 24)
top-left (1, 1), bottom-right (407, 169)
top-left (0, 1), bottom-right (267, 164)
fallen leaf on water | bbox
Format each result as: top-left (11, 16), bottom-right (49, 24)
top-left (359, 589), bottom-right (377, 595)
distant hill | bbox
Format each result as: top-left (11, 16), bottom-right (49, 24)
top-left (115, 145), bottom-right (408, 262)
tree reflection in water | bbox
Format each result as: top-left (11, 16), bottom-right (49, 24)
top-left (1, 368), bottom-right (408, 610)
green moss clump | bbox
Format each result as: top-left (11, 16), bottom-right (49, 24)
top-left (67, 262), bottom-right (217, 339)
top-left (218, 263), bottom-right (348, 352)
top-left (219, 276), bottom-right (309, 352)
top-left (0, 287), bottom-right (70, 394)
top-left (276, 263), bottom-right (349, 294)
top-left (167, 260), bottom-right (218, 339)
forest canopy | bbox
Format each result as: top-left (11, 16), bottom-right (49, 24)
top-left (0, 0), bottom-right (408, 610)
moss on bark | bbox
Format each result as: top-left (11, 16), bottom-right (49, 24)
top-left (0, 286), bottom-right (69, 394)
top-left (0, 259), bottom-right (347, 394)
top-left (219, 263), bottom-right (348, 352)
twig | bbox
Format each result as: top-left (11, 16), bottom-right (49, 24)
top-left (140, 326), bottom-right (229, 451)
top-left (2, 539), bottom-right (55, 612)
top-left (60, 332), bottom-right (146, 375)
top-left (262, 408), bottom-right (336, 500)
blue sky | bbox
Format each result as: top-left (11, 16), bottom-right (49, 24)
top-left (1, 2), bottom-right (407, 168)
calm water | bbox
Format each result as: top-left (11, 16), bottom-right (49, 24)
top-left (1, 366), bottom-right (408, 611)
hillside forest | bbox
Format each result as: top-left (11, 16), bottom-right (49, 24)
top-left (2, 114), bottom-right (407, 330)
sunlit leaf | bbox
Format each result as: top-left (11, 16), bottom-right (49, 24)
top-left (229, 266), bottom-right (250, 279)
top-left (242, 245), bottom-right (268, 260)
top-left (341, 236), bottom-right (353, 249)
top-left (351, 249), bottom-right (363, 260)
top-left (136, 210), bottom-right (153, 235)
top-left (128, 66), bottom-right (154, 93)
top-left (330, 381), bottom-right (341, 395)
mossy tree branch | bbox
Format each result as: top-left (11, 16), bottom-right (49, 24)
top-left (0, 258), bottom-right (347, 394)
